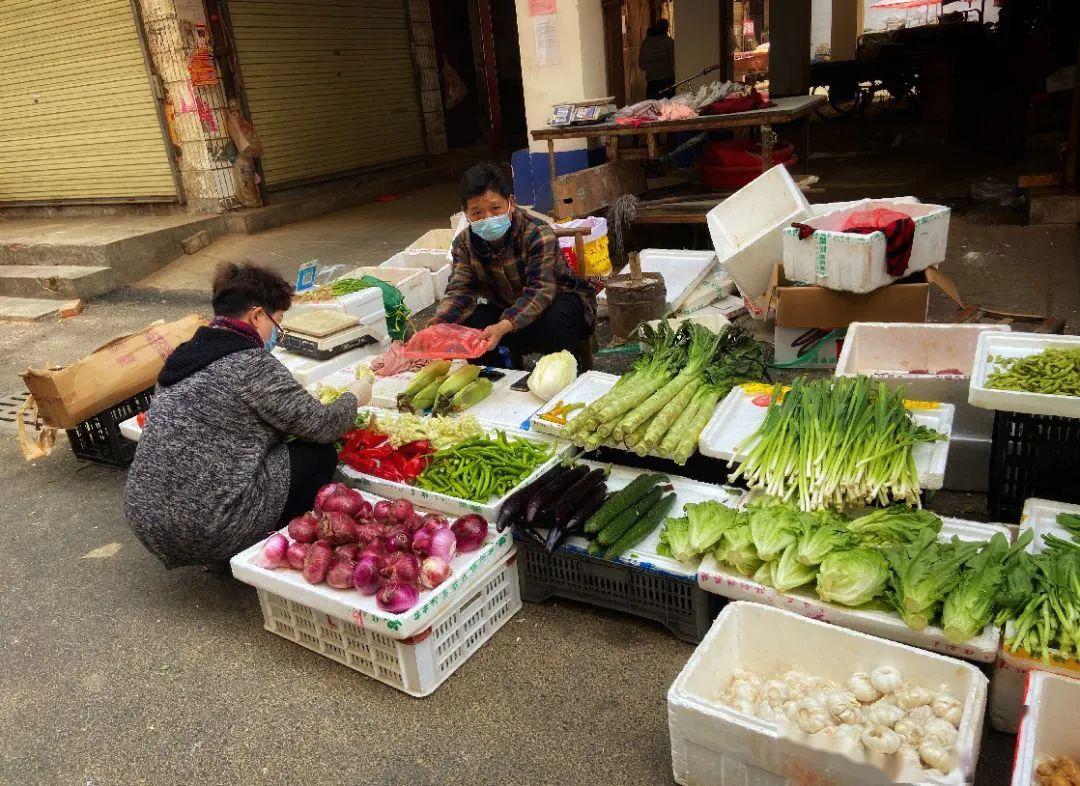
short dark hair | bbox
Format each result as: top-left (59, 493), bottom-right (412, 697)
top-left (211, 261), bottom-right (292, 317)
top-left (655, 18), bottom-right (669, 33)
top-left (460, 161), bottom-right (512, 207)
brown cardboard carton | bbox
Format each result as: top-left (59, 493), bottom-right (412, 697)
top-left (21, 314), bottom-right (205, 429)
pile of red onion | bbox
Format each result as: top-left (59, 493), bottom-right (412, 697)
top-left (259, 483), bottom-right (489, 614)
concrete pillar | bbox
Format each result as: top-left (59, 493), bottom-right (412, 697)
top-left (831, 0), bottom-right (861, 60)
top-left (512, 0), bottom-right (606, 212)
top-left (674, 0), bottom-right (721, 86)
top-left (768, 0), bottom-right (811, 97)
top-left (137, 0), bottom-right (246, 212)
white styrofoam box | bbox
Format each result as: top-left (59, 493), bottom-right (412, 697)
top-left (597, 248), bottom-right (718, 314)
top-left (697, 516), bottom-right (1010, 663)
top-left (1011, 671), bottom-right (1080, 786)
top-left (248, 548), bottom-right (520, 696)
top-left (706, 165), bottom-right (812, 317)
top-left (340, 417), bottom-right (571, 520)
top-left (345, 266), bottom-right (435, 315)
top-left (942, 433), bottom-right (992, 493)
top-left (273, 343), bottom-right (384, 387)
top-left (836, 322), bottom-right (1012, 437)
top-left (686, 295), bottom-right (747, 321)
top-left (119, 415), bottom-right (141, 442)
top-left (668, 602), bottom-right (988, 786)
top-left (230, 490), bottom-right (515, 640)
top-left (383, 250), bottom-right (453, 300)
top-left (533, 463), bottom-right (745, 580)
top-left (287, 286), bottom-right (383, 320)
top-left (991, 498), bottom-right (1080, 733)
top-left (407, 228), bottom-right (455, 253)
top-left (359, 308), bottom-right (390, 346)
top-left (678, 270), bottom-right (736, 314)
top-left (809, 196), bottom-right (920, 217)
top-left (698, 384), bottom-right (955, 490)
top-left (783, 199), bottom-right (951, 294)
top-left (969, 331), bottom-right (1080, 418)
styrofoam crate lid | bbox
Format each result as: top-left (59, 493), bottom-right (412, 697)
top-left (532, 463), bottom-right (745, 580)
top-left (697, 515), bottom-right (1009, 662)
top-left (1011, 671), bottom-right (1080, 786)
top-left (597, 248), bottom-right (717, 313)
top-left (698, 384), bottom-right (955, 490)
top-left (339, 414), bottom-right (572, 520)
top-left (230, 490), bottom-right (515, 640)
top-left (968, 331), bottom-right (1080, 417)
top-left (669, 602), bottom-right (988, 786)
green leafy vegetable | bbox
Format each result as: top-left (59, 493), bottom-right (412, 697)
top-left (796, 515), bottom-right (855, 566)
top-left (885, 531), bottom-right (981, 618)
top-left (657, 516), bottom-right (695, 563)
top-left (941, 530), bottom-right (1033, 644)
top-left (717, 519), bottom-right (762, 576)
top-left (772, 543), bottom-right (819, 592)
top-left (749, 504), bottom-right (802, 561)
top-left (846, 505), bottom-right (943, 548)
top-left (816, 548), bottom-right (890, 607)
top-left (753, 559), bottom-right (775, 588)
top-left (686, 500), bottom-right (740, 555)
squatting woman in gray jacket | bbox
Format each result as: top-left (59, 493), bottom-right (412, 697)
top-left (124, 262), bottom-right (371, 569)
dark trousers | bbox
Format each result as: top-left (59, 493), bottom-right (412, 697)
top-left (464, 292), bottom-right (591, 368)
top-left (280, 440), bottom-right (339, 523)
top-left (646, 77), bottom-right (676, 100)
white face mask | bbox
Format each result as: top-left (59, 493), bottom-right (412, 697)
top-left (470, 211), bottom-right (513, 242)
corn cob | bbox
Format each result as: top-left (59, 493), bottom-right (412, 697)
top-left (443, 378), bottom-right (493, 413)
top-left (395, 360), bottom-right (451, 410)
top-left (433, 364), bottom-right (482, 413)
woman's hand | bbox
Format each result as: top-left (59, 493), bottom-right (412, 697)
top-left (481, 319), bottom-right (515, 352)
top-left (346, 377), bottom-right (373, 406)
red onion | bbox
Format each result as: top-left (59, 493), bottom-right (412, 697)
top-left (404, 512), bottom-right (423, 533)
top-left (287, 513), bottom-right (319, 544)
top-left (318, 512), bottom-right (357, 545)
top-left (286, 541), bottom-right (310, 570)
top-left (354, 523), bottom-right (383, 547)
top-left (334, 543), bottom-right (359, 561)
top-left (353, 557), bottom-right (383, 595)
top-left (420, 556), bottom-right (452, 589)
top-left (428, 527), bottom-right (457, 562)
top-left (302, 540), bottom-right (334, 584)
top-left (411, 527), bottom-right (433, 557)
top-left (384, 525), bottom-right (411, 554)
top-left (452, 514), bottom-right (488, 553)
top-left (326, 557), bottom-right (357, 589)
top-left (316, 483), bottom-right (364, 516)
top-left (372, 500), bottom-right (391, 523)
top-left (421, 512), bottom-right (450, 530)
top-left (260, 533), bottom-right (289, 569)
top-left (376, 582), bottom-right (420, 614)
top-left (381, 552), bottom-right (420, 585)
top-left (353, 496), bottom-right (373, 520)
top-left (362, 539), bottom-right (388, 561)
top-left (388, 499), bottom-right (414, 526)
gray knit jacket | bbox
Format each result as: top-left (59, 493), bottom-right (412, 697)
top-left (124, 326), bottom-right (356, 568)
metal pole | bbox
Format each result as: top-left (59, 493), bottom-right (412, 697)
top-left (476, 0), bottom-right (503, 150)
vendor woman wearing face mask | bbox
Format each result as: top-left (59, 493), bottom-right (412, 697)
top-left (433, 161), bottom-right (597, 367)
top-left (124, 262), bottom-right (372, 569)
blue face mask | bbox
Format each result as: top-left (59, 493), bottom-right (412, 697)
top-left (470, 211), bottom-right (512, 242)
top-left (264, 324), bottom-right (280, 352)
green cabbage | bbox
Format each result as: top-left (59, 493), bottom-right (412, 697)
top-left (773, 543), bottom-right (819, 592)
top-left (749, 505), bottom-right (801, 561)
top-left (796, 517), bottom-right (855, 566)
top-left (686, 500), bottom-right (739, 555)
top-left (527, 350), bottom-right (578, 400)
top-left (816, 548), bottom-right (890, 607)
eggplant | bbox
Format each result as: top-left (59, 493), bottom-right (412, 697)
top-left (516, 522), bottom-right (547, 547)
top-left (497, 464), bottom-right (567, 531)
top-left (553, 468), bottom-right (607, 527)
top-left (526, 465), bottom-right (589, 525)
top-left (546, 485), bottom-right (607, 554)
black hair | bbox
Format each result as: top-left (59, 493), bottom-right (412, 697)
top-left (211, 261), bottom-right (293, 317)
top-left (460, 161), bottom-right (512, 207)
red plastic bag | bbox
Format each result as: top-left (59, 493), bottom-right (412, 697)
top-left (403, 323), bottom-right (488, 360)
top-left (841, 208), bottom-right (910, 231)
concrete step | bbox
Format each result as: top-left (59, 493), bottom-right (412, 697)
top-left (0, 295), bottom-right (83, 322)
top-left (0, 265), bottom-right (115, 299)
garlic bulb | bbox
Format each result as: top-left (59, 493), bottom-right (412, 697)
top-left (861, 725), bottom-right (902, 755)
top-left (734, 698), bottom-right (756, 716)
top-left (908, 704), bottom-right (935, 724)
top-left (923, 717), bottom-right (959, 747)
top-left (864, 700), bottom-right (905, 728)
top-left (762, 679), bottom-right (788, 707)
top-left (893, 717), bottom-right (923, 746)
top-left (754, 700), bottom-right (781, 722)
top-left (782, 700), bottom-right (800, 724)
top-left (825, 691), bottom-right (863, 725)
top-left (846, 672), bottom-right (882, 703)
top-left (870, 666), bottom-right (903, 695)
top-left (896, 744), bottom-right (922, 771)
top-left (896, 684), bottom-right (934, 711)
top-left (931, 692), bottom-right (963, 727)
top-left (782, 671), bottom-right (811, 701)
top-left (797, 696), bottom-right (830, 734)
top-left (918, 739), bottom-right (953, 771)
top-left (728, 680), bottom-right (759, 704)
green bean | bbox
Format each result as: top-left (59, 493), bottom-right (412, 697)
top-left (986, 347), bottom-right (1080, 398)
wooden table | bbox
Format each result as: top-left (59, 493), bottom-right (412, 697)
top-left (531, 94), bottom-right (825, 194)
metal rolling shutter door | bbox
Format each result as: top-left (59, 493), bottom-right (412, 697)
top-left (0, 0), bottom-right (177, 203)
top-left (227, 0), bottom-right (426, 189)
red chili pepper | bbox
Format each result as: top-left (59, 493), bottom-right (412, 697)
top-left (136, 412), bottom-right (148, 428)
top-left (397, 440), bottom-right (432, 458)
top-left (402, 456), bottom-right (427, 479)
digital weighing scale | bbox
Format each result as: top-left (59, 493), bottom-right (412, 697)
top-left (280, 308), bottom-right (378, 360)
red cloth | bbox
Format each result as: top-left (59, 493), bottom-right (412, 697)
top-left (702, 91), bottom-right (773, 115)
top-left (841, 209), bottom-right (916, 277)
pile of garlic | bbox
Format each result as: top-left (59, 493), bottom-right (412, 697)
top-left (720, 665), bottom-right (963, 774)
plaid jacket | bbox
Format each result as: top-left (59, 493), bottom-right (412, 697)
top-left (434, 210), bottom-right (597, 331)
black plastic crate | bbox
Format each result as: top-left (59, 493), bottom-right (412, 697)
top-left (583, 445), bottom-right (733, 487)
top-left (66, 388), bottom-right (154, 467)
top-left (988, 409), bottom-right (1080, 523)
top-left (514, 536), bottom-right (722, 643)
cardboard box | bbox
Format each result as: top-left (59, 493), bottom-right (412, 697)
top-left (21, 314), bottom-right (205, 429)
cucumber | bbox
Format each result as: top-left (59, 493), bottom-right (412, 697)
top-left (597, 486), bottom-right (663, 546)
top-left (605, 493), bottom-right (677, 558)
top-left (583, 473), bottom-right (667, 535)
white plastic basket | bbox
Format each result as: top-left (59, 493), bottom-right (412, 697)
top-left (252, 549), bottom-right (520, 697)
top-left (345, 266), bottom-right (435, 315)
top-left (1011, 671), bottom-right (1080, 786)
top-left (668, 602), bottom-right (988, 786)
top-left (991, 497), bottom-right (1080, 733)
top-left (697, 515), bottom-right (1010, 662)
top-left (782, 199), bottom-right (951, 294)
top-left (968, 331), bottom-right (1080, 418)
top-left (383, 250), bottom-right (452, 300)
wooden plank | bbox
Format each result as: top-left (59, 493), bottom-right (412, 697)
top-left (1018, 173), bottom-right (1064, 189)
top-left (550, 161), bottom-right (647, 219)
